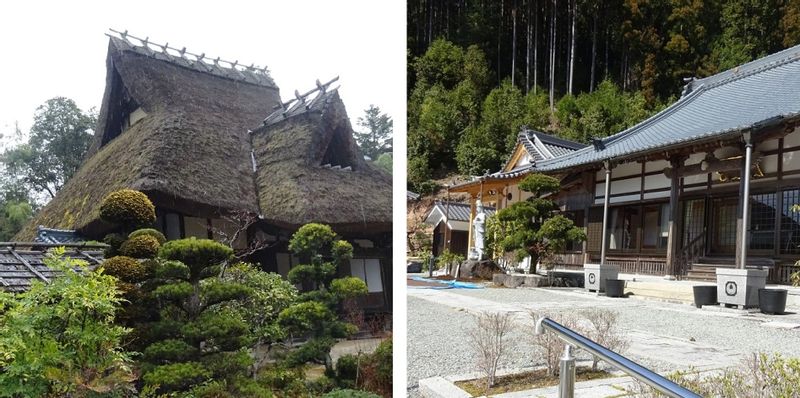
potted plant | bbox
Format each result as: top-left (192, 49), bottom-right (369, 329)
top-left (605, 278), bottom-right (626, 298)
top-left (692, 285), bottom-right (718, 308)
top-left (758, 288), bottom-right (788, 315)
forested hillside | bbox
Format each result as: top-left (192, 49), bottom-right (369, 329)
top-left (407, 0), bottom-right (800, 193)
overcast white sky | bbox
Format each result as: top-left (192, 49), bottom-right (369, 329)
top-left (0, 0), bottom-right (406, 148)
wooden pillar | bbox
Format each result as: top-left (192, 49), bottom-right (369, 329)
top-left (736, 133), bottom-right (754, 269)
top-left (467, 196), bottom-right (477, 252)
top-left (665, 156), bottom-right (684, 277)
top-left (600, 160), bottom-right (612, 265)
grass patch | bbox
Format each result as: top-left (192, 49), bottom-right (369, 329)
top-left (455, 366), bottom-right (611, 396)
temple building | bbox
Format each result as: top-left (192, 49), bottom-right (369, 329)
top-left (451, 43), bottom-right (800, 285)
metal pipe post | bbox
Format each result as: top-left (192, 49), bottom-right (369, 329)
top-left (739, 133), bottom-right (753, 269)
top-left (559, 344), bottom-right (576, 398)
top-left (600, 161), bottom-right (612, 265)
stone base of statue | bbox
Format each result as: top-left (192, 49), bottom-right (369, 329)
top-left (452, 259), bottom-right (501, 280)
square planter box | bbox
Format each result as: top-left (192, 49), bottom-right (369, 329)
top-left (716, 268), bottom-right (768, 308)
top-left (584, 263), bottom-right (619, 293)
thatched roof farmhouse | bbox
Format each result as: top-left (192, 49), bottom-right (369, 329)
top-left (14, 32), bottom-right (392, 311)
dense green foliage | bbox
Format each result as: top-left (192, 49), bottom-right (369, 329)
top-left (220, 262), bottom-right (298, 372)
top-left (488, 174), bottom-right (585, 272)
top-left (99, 189), bottom-right (156, 229)
top-left (408, 1), bottom-right (800, 189)
top-left (354, 105), bottom-right (393, 160)
top-left (0, 249), bottom-right (135, 396)
top-left (140, 238), bottom-right (256, 394)
top-left (279, 224), bottom-right (367, 375)
top-left (334, 338), bottom-right (392, 396)
top-left (2, 97), bottom-right (96, 200)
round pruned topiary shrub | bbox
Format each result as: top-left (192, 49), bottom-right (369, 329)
top-left (158, 237), bottom-right (233, 276)
top-left (129, 228), bottom-right (166, 244)
top-left (99, 189), bottom-right (156, 227)
top-left (102, 255), bottom-right (150, 283)
top-left (120, 234), bottom-right (161, 259)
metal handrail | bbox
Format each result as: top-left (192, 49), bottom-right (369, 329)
top-left (535, 317), bottom-right (702, 398)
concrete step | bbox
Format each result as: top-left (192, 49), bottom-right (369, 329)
top-left (685, 272), bottom-right (717, 282)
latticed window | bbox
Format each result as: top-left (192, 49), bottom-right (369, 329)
top-left (749, 192), bottom-right (776, 250)
top-left (780, 189), bottom-right (800, 254)
top-left (683, 199), bottom-right (705, 248)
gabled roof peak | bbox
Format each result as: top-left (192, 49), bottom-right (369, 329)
top-left (261, 76), bottom-right (340, 126)
top-left (107, 29), bottom-right (276, 88)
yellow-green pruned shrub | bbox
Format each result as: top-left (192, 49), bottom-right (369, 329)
top-left (120, 235), bottom-right (161, 259)
top-left (129, 228), bottom-right (167, 245)
top-left (102, 255), bottom-right (149, 283)
top-left (99, 189), bottom-right (156, 227)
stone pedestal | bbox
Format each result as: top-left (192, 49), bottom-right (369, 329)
top-left (584, 263), bottom-right (619, 293)
top-left (716, 268), bottom-right (768, 308)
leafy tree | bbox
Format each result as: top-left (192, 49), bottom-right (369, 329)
top-left (0, 248), bottom-right (135, 396)
top-left (279, 223), bottom-right (367, 375)
top-left (220, 263), bottom-right (298, 373)
top-left (373, 153), bottom-right (392, 174)
top-left (140, 238), bottom-right (254, 394)
top-left (0, 201), bottom-right (32, 241)
top-left (354, 105), bottom-right (393, 160)
top-left (487, 174), bottom-right (585, 273)
top-left (2, 97), bottom-right (96, 200)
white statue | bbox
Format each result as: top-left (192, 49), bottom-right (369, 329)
top-left (470, 199), bottom-right (487, 260)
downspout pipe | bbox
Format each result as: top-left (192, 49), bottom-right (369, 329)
top-left (600, 160), bottom-right (612, 265)
top-left (739, 132), bottom-right (753, 269)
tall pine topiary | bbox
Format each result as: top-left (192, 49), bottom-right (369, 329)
top-left (141, 237), bottom-right (254, 393)
top-left (279, 223), bottom-right (368, 375)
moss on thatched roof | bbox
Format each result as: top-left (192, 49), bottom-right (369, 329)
top-left (16, 38), bottom-right (280, 240)
top-left (251, 90), bottom-right (392, 232)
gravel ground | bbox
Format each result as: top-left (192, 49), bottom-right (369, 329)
top-left (407, 296), bottom-right (539, 396)
top-left (408, 287), bottom-right (800, 396)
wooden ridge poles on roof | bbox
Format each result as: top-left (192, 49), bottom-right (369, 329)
top-left (107, 28), bottom-right (271, 74)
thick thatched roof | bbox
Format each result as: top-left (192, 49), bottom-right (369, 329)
top-left (17, 36), bottom-right (281, 240)
top-left (252, 89), bottom-right (392, 232)
top-left (17, 34), bottom-right (391, 240)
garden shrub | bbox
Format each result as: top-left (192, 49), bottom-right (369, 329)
top-left (0, 249), bottom-right (135, 396)
top-left (330, 276), bottom-right (369, 299)
top-left (99, 189), bottom-right (156, 227)
top-left (141, 238), bottom-right (252, 394)
top-left (129, 228), bottom-right (166, 244)
top-left (102, 255), bottom-right (149, 283)
top-left (360, 338), bottom-right (392, 394)
top-left (336, 354), bottom-right (359, 382)
top-left (103, 232), bottom-right (126, 257)
top-left (322, 389), bottom-right (382, 398)
top-left (120, 234), bottom-right (161, 259)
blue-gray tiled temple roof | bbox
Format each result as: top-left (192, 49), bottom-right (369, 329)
top-left (35, 226), bottom-right (86, 244)
top-left (534, 44), bottom-right (800, 172)
top-left (519, 130), bottom-right (586, 163)
top-left (429, 201), bottom-right (496, 222)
